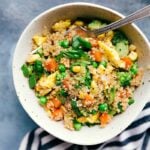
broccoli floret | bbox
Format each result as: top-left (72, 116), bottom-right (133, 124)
top-left (112, 31), bottom-right (128, 45)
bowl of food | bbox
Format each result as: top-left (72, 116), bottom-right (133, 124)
top-left (13, 2), bottom-right (150, 145)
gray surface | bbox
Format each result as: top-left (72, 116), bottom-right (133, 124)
top-left (0, 0), bottom-right (149, 149)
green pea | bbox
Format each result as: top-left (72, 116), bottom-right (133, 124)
top-left (92, 61), bottom-right (99, 68)
top-left (59, 40), bottom-right (69, 48)
top-left (39, 96), bottom-right (47, 105)
top-left (58, 64), bottom-right (66, 72)
top-left (73, 122), bottom-right (82, 131)
top-left (130, 63), bottom-right (138, 75)
top-left (128, 98), bottom-right (135, 105)
top-left (100, 61), bottom-right (107, 68)
top-left (98, 103), bottom-right (108, 112)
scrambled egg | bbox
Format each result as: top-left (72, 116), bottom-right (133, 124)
top-left (98, 41), bottom-right (125, 68)
top-left (35, 72), bottom-right (57, 96)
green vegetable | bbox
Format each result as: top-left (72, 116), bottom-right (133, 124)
top-left (59, 40), bottom-right (69, 48)
top-left (90, 109), bottom-right (97, 115)
top-left (130, 63), bottom-right (138, 75)
top-left (128, 98), bottom-right (135, 105)
top-left (39, 96), bottom-right (47, 105)
top-left (29, 74), bottom-right (36, 88)
top-left (84, 70), bottom-right (92, 88)
top-left (35, 47), bottom-right (43, 57)
top-left (115, 42), bottom-right (129, 57)
top-left (72, 36), bottom-right (81, 49)
top-left (112, 31), bottom-right (128, 45)
top-left (77, 36), bottom-right (92, 49)
top-left (56, 72), bottom-right (66, 85)
top-left (74, 83), bottom-right (81, 89)
top-left (112, 31), bottom-right (129, 57)
top-left (59, 89), bottom-right (68, 97)
top-left (109, 87), bottom-right (116, 103)
top-left (72, 36), bottom-right (92, 50)
top-left (71, 100), bottom-right (82, 117)
top-left (88, 20), bottom-right (106, 30)
top-left (100, 61), bottom-right (107, 68)
top-left (33, 60), bottom-right (43, 73)
top-left (108, 107), bottom-right (117, 116)
top-left (73, 120), bottom-right (82, 131)
top-left (21, 64), bottom-right (31, 77)
top-left (58, 64), bottom-right (66, 72)
top-left (117, 102), bottom-right (123, 112)
top-left (118, 72), bottom-right (132, 87)
top-left (91, 61), bottom-right (99, 68)
top-left (64, 48), bottom-right (84, 59)
top-left (98, 103), bottom-right (108, 112)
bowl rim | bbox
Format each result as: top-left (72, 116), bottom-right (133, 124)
top-left (12, 2), bottom-right (150, 145)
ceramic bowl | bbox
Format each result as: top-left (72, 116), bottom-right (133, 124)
top-left (13, 2), bottom-right (150, 145)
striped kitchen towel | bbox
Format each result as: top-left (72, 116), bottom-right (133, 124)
top-left (19, 102), bottom-right (150, 150)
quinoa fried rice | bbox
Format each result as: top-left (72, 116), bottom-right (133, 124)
top-left (21, 19), bottom-right (143, 131)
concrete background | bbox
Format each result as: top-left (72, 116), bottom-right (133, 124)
top-left (0, 0), bottom-right (149, 149)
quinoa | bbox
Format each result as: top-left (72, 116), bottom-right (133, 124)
top-left (21, 19), bottom-right (143, 131)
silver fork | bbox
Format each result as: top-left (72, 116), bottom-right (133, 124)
top-left (70, 5), bottom-right (150, 37)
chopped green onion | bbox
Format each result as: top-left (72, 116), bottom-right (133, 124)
top-left (21, 64), bottom-right (30, 77)
top-left (59, 40), bottom-right (69, 48)
top-left (59, 89), bottom-right (68, 97)
top-left (71, 100), bottom-right (82, 117)
top-left (117, 102), bottom-right (123, 112)
top-left (29, 74), bottom-right (36, 89)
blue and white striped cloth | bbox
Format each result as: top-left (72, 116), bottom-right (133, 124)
top-left (19, 102), bottom-right (150, 150)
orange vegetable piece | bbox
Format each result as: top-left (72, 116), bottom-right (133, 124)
top-left (91, 50), bottom-right (102, 62)
top-left (45, 58), bottom-right (58, 72)
top-left (52, 98), bottom-right (61, 108)
top-left (52, 108), bottom-right (64, 121)
top-left (121, 57), bottom-right (132, 69)
top-left (63, 78), bottom-right (69, 89)
top-left (100, 113), bottom-right (111, 126)
top-left (82, 94), bottom-right (95, 106)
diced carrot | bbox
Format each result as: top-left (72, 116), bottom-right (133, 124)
top-left (121, 57), bottom-right (132, 69)
top-left (82, 94), bottom-right (95, 106)
top-left (63, 78), bottom-right (69, 89)
top-left (52, 108), bottom-right (64, 121)
top-left (52, 98), bottom-right (61, 108)
top-left (44, 58), bottom-right (58, 72)
top-left (100, 113), bottom-right (111, 126)
top-left (91, 50), bottom-right (102, 62)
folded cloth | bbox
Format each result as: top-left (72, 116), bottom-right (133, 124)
top-left (19, 102), bottom-right (150, 150)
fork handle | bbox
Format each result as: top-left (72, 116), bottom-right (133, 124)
top-left (94, 5), bottom-right (150, 35)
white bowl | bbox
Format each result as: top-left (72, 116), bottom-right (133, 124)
top-left (13, 2), bottom-right (150, 145)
